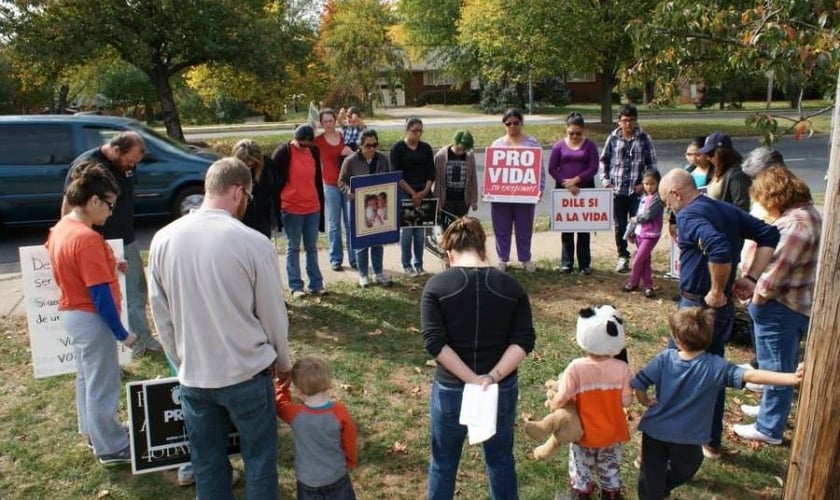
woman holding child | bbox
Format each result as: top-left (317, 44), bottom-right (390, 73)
top-left (421, 216), bottom-right (536, 499)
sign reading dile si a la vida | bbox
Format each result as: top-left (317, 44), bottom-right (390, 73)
top-left (550, 189), bottom-right (613, 232)
top-left (482, 147), bottom-right (542, 204)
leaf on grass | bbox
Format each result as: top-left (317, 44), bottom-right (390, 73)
top-left (410, 386), bottom-right (422, 397)
top-left (96, 491), bottom-right (111, 499)
top-left (532, 350), bottom-right (544, 362)
top-left (413, 366), bottom-right (422, 374)
top-left (368, 329), bottom-right (384, 337)
top-left (339, 383), bottom-right (353, 392)
top-left (425, 359), bottom-right (437, 368)
top-left (390, 441), bottom-right (408, 454)
top-left (315, 330), bottom-right (339, 342)
top-left (406, 325), bottom-right (420, 333)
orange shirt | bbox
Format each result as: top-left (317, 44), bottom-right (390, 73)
top-left (46, 217), bottom-right (121, 313)
top-left (314, 133), bottom-right (345, 186)
top-left (280, 145), bottom-right (321, 215)
top-left (556, 357), bottom-right (632, 448)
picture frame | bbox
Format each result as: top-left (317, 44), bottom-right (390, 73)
top-left (349, 171), bottom-right (402, 248)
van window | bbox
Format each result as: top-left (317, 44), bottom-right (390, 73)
top-left (0, 125), bottom-right (75, 164)
top-left (81, 126), bottom-right (121, 151)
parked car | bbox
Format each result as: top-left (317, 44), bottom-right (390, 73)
top-left (0, 115), bottom-right (219, 227)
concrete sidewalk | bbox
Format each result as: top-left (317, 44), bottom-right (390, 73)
top-left (0, 230), bottom-right (627, 320)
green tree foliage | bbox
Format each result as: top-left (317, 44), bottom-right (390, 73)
top-left (317, 0), bottom-right (404, 109)
top-left (1, 0), bottom-right (302, 140)
top-left (396, 0), bottom-right (467, 71)
top-left (632, 0), bottom-right (840, 143)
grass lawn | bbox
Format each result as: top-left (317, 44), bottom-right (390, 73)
top-left (0, 236), bottom-right (797, 499)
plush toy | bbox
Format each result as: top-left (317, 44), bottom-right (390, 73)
top-left (523, 378), bottom-right (583, 460)
top-left (523, 305), bottom-right (626, 460)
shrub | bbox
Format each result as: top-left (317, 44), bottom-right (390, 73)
top-left (479, 83), bottom-right (522, 114)
top-left (534, 77), bottom-right (573, 107)
top-left (415, 89), bottom-right (479, 106)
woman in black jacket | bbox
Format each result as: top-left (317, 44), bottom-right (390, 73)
top-left (232, 139), bottom-right (275, 239)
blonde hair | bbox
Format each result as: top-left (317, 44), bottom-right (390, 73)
top-left (231, 139), bottom-right (264, 182)
top-left (668, 307), bottom-right (714, 351)
top-left (291, 355), bottom-right (332, 396)
top-left (749, 166), bottom-right (811, 214)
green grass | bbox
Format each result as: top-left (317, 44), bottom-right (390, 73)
top-left (0, 250), bottom-right (796, 499)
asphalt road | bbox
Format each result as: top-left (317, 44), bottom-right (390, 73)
top-left (0, 135), bottom-right (830, 270)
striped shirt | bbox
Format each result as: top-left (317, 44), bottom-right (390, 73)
top-left (598, 126), bottom-right (658, 195)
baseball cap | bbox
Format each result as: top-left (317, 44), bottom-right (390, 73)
top-left (697, 132), bottom-right (733, 154)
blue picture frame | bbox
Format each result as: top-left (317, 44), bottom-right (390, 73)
top-left (349, 171), bottom-right (402, 249)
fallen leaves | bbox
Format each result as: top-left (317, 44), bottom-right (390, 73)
top-left (389, 441), bottom-right (408, 454)
top-left (368, 329), bottom-right (383, 336)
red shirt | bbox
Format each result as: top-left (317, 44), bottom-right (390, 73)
top-left (314, 133), bottom-right (345, 186)
top-left (46, 217), bottom-right (121, 313)
top-left (280, 145), bottom-right (321, 215)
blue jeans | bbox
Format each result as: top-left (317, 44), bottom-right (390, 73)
top-left (749, 299), bottom-right (808, 440)
top-left (324, 185), bottom-right (355, 267)
top-left (428, 375), bottom-right (519, 500)
top-left (281, 211), bottom-right (324, 292)
top-left (181, 371), bottom-right (278, 500)
top-left (124, 241), bottom-right (154, 342)
top-left (355, 246), bottom-right (384, 278)
top-left (401, 227), bottom-right (426, 270)
top-left (673, 297), bottom-right (734, 449)
top-left (297, 473), bottom-right (356, 500)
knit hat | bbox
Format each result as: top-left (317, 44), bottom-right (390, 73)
top-left (576, 305), bottom-right (625, 356)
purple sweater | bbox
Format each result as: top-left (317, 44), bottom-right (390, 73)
top-left (548, 138), bottom-right (599, 188)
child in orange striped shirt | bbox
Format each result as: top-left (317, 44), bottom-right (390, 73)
top-left (550, 305), bottom-right (632, 500)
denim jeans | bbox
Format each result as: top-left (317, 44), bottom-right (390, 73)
top-left (749, 299), bottom-right (808, 440)
top-left (297, 473), bottom-right (356, 500)
top-left (355, 246), bottom-right (384, 278)
top-left (324, 185), bottom-right (355, 267)
top-left (401, 227), bottom-right (426, 270)
top-left (181, 371), bottom-right (278, 500)
top-left (124, 241), bottom-right (154, 342)
top-left (427, 375), bottom-right (519, 500)
top-left (281, 211), bottom-right (324, 292)
top-left (613, 194), bottom-right (640, 259)
top-left (673, 297), bottom-right (734, 448)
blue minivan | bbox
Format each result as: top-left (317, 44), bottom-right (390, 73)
top-left (0, 115), bottom-right (219, 227)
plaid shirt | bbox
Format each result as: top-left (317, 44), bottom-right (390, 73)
top-left (753, 204), bottom-right (822, 315)
top-left (341, 125), bottom-right (363, 148)
top-left (598, 126), bottom-right (657, 196)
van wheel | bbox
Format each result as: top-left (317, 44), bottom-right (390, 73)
top-left (172, 186), bottom-right (204, 218)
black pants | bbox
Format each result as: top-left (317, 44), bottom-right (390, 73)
top-left (638, 433), bottom-right (703, 500)
top-left (613, 193), bottom-right (640, 258)
top-left (561, 232), bottom-right (591, 270)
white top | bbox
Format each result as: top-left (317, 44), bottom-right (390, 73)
top-left (148, 208), bottom-right (291, 388)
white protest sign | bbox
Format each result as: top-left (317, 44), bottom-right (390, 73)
top-left (19, 239), bottom-right (131, 378)
top-left (550, 188), bottom-right (613, 232)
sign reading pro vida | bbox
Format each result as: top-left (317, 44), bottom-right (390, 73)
top-left (19, 239), bottom-right (131, 378)
top-left (550, 189), bottom-right (613, 232)
top-left (482, 146), bottom-right (542, 204)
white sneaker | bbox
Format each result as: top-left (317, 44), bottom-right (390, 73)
top-left (523, 261), bottom-right (536, 273)
top-left (496, 262), bottom-right (507, 272)
top-left (615, 256), bottom-right (630, 273)
top-left (745, 382), bottom-right (765, 392)
top-left (373, 273), bottom-right (391, 286)
top-left (740, 404), bottom-right (760, 418)
top-left (733, 423), bottom-right (782, 445)
top-left (358, 276), bottom-right (370, 288)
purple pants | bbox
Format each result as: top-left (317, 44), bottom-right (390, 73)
top-left (628, 236), bottom-right (659, 289)
top-left (491, 202), bottom-right (536, 263)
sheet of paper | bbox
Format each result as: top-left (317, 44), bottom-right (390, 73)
top-left (459, 383), bottom-right (498, 444)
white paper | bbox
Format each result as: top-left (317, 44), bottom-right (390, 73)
top-left (459, 383), bottom-right (498, 444)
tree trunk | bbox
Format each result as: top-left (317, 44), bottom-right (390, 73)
top-left (150, 66), bottom-right (185, 142)
top-left (783, 70), bottom-right (840, 499)
top-left (56, 84), bottom-right (69, 114)
top-left (643, 81), bottom-right (655, 104)
top-left (598, 70), bottom-right (615, 125)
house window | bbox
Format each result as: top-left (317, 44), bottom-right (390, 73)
top-left (423, 71), bottom-right (456, 87)
top-left (565, 72), bottom-right (596, 83)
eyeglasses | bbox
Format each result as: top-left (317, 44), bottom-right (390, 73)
top-left (619, 118), bottom-right (636, 124)
top-left (504, 121), bottom-right (522, 127)
top-left (238, 185), bottom-right (254, 202)
top-left (409, 128), bottom-right (423, 134)
top-left (100, 196), bottom-right (115, 212)
top-left (567, 131), bottom-right (583, 137)
top-left (685, 152), bottom-right (697, 156)
top-left (362, 142), bottom-right (379, 149)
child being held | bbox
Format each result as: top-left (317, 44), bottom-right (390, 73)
top-left (275, 355), bottom-right (358, 500)
top-left (632, 307), bottom-right (803, 500)
top-left (550, 305), bottom-right (632, 500)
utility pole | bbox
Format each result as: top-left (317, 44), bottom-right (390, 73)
top-left (784, 71), bottom-right (840, 499)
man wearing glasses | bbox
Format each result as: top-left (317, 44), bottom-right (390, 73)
top-left (598, 104), bottom-right (658, 273)
top-left (148, 157), bottom-right (291, 499)
top-left (62, 131), bottom-right (163, 357)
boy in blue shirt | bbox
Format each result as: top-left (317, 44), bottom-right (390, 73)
top-left (632, 307), bottom-right (802, 500)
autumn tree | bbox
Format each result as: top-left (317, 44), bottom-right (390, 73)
top-left (396, 0), bottom-right (469, 75)
top-left (632, 0), bottom-right (839, 143)
top-left (1, 0), bottom-right (302, 141)
top-left (317, 0), bottom-right (405, 108)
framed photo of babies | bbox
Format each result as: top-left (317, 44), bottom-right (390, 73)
top-left (349, 171), bottom-right (402, 248)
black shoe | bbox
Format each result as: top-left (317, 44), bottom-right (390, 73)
top-left (580, 268), bottom-right (591, 275)
top-left (98, 446), bottom-right (131, 467)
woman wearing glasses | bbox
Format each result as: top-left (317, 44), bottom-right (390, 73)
top-left (46, 162), bottom-right (137, 466)
top-left (548, 112), bottom-right (599, 274)
top-left (433, 130), bottom-right (477, 218)
top-left (271, 125), bottom-right (326, 298)
top-left (231, 139), bottom-right (276, 239)
top-left (338, 129), bottom-right (393, 287)
top-left (391, 117), bottom-right (436, 276)
top-left (491, 108), bottom-right (545, 272)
